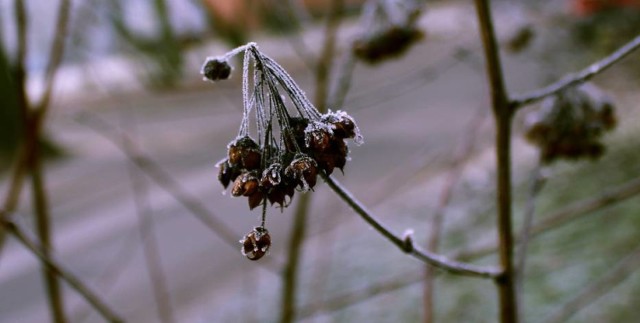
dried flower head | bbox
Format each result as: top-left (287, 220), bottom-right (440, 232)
top-left (202, 42), bottom-right (363, 259)
top-left (524, 83), bottom-right (617, 163)
top-left (352, 0), bottom-right (424, 64)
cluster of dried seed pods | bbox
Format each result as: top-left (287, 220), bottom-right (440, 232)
top-left (352, 0), bottom-right (424, 64)
top-left (202, 43), bottom-right (362, 260)
top-left (218, 109), bottom-right (361, 210)
top-left (524, 83), bottom-right (617, 163)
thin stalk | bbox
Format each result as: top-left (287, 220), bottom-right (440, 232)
top-left (279, 1), bottom-right (344, 322)
top-left (515, 163), bottom-right (546, 320)
top-left (124, 116), bottom-right (175, 323)
top-left (473, 0), bottom-right (517, 322)
top-left (279, 193), bottom-right (311, 323)
top-left (3, 221), bottom-right (123, 322)
top-left (423, 108), bottom-right (487, 323)
top-left (30, 136), bottom-right (67, 323)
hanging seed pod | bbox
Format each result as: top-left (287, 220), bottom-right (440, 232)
top-left (201, 57), bottom-right (232, 81)
top-left (217, 159), bottom-right (241, 189)
top-left (231, 171), bottom-right (260, 197)
top-left (285, 155), bottom-right (318, 191)
top-left (227, 136), bottom-right (261, 170)
top-left (240, 227), bottom-right (271, 261)
top-left (248, 191), bottom-right (265, 210)
top-left (284, 117), bottom-right (309, 152)
top-left (261, 163), bottom-right (283, 190)
top-left (304, 123), bottom-right (333, 153)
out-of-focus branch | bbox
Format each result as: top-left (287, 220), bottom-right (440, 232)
top-left (279, 1), bottom-right (345, 321)
top-left (321, 172), bottom-right (500, 278)
top-left (544, 243), bottom-right (640, 323)
top-left (75, 112), bottom-right (280, 273)
top-left (515, 163), bottom-right (545, 320)
top-left (423, 107), bottom-right (487, 323)
top-left (123, 116), bottom-right (175, 323)
top-left (455, 175), bottom-right (640, 261)
top-left (2, 220), bottom-right (124, 323)
top-left (511, 33), bottom-right (640, 110)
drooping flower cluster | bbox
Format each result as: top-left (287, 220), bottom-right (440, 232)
top-left (352, 0), bottom-right (424, 64)
top-left (201, 43), bottom-right (362, 260)
top-left (524, 83), bottom-right (617, 163)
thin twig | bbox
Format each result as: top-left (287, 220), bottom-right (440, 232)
top-left (75, 112), bottom-right (280, 273)
top-left (34, 0), bottom-right (71, 113)
top-left (544, 243), bottom-right (640, 323)
top-left (474, 0), bottom-right (518, 321)
top-left (298, 270), bottom-right (424, 319)
top-left (321, 173), bottom-right (500, 278)
top-left (423, 107), bottom-right (488, 323)
top-left (515, 163), bottom-right (545, 322)
top-left (3, 220), bottom-right (124, 323)
top-left (123, 115), bottom-right (175, 323)
top-left (511, 33), bottom-right (640, 110)
top-left (455, 175), bottom-right (640, 261)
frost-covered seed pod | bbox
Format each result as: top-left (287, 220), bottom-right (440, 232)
top-left (240, 227), bottom-right (271, 261)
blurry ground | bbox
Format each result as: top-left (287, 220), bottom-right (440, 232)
top-left (1, 1), bottom-right (640, 323)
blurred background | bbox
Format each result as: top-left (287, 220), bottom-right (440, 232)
top-left (1, 0), bottom-right (640, 322)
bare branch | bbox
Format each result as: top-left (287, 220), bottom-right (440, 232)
top-left (511, 33), bottom-right (640, 110)
top-left (515, 163), bottom-right (545, 320)
top-left (34, 0), bottom-right (72, 114)
top-left (123, 115), bottom-right (175, 323)
top-left (474, 0), bottom-right (518, 321)
top-left (3, 220), bottom-right (124, 323)
top-left (545, 243), bottom-right (640, 323)
top-left (424, 106), bottom-right (488, 323)
top-left (455, 175), bottom-right (640, 261)
top-left (321, 173), bottom-right (500, 279)
top-left (75, 112), bottom-right (280, 273)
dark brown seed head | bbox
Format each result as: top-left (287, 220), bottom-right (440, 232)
top-left (261, 163), bottom-right (282, 189)
top-left (202, 58), bottom-right (232, 81)
top-left (248, 191), bottom-right (265, 210)
top-left (240, 227), bottom-right (271, 261)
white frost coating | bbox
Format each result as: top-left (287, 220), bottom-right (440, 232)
top-left (402, 228), bottom-right (415, 240)
top-left (303, 121), bottom-right (334, 147)
top-left (263, 164), bottom-right (282, 186)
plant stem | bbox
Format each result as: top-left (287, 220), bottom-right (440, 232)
top-left (322, 173), bottom-right (500, 278)
top-left (30, 133), bottom-right (67, 323)
top-left (473, 0), bottom-right (517, 322)
top-left (279, 193), bottom-right (310, 323)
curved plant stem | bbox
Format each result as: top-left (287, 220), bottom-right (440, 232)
top-left (321, 173), bottom-right (500, 278)
top-left (474, 0), bottom-right (518, 321)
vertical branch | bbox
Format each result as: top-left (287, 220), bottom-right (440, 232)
top-left (423, 108), bottom-right (487, 323)
top-left (279, 1), bottom-right (345, 321)
top-left (280, 193), bottom-right (311, 323)
top-left (473, 0), bottom-right (517, 322)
